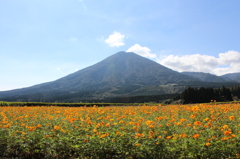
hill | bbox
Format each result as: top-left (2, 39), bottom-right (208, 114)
top-left (181, 72), bottom-right (227, 82)
top-left (0, 51), bottom-right (238, 102)
top-left (221, 72), bottom-right (240, 82)
top-left (0, 51), bottom-right (198, 102)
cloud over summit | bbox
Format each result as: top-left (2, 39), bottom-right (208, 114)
top-left (126, 44), bottom-right (156, 58)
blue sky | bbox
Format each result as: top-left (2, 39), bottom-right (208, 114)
top-left (1, 0), bottom-right (240, 91)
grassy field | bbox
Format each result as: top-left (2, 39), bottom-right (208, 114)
top-left (0, 103), bottom-right (240, 158)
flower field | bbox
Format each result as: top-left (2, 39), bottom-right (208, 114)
top-left (0, 104), bottom-right (240, 158)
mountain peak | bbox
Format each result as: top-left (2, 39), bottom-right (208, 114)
top-left (0, 51), bottom-right (197, 101)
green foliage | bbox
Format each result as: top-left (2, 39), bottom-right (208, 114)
top-left (230, 85), bottom-right (240, 98)
top-left (177, 86), bottom-right (234, 104)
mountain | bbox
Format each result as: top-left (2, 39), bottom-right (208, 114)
top-left (221, 72), bottom-right (240, 82)
top-left (0, 51), bottom-right (198, 102)
top-left (181, 72), bottom-right (227, 82)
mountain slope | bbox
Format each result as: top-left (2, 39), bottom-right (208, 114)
top-left (221, 72), bottom-right (240, 82)
top-left (181, 72), bottom-right (227, 82)
top-left (0, 51), bottom-right (198, 101)
top-left (53, 51), bottom-right (195, 88)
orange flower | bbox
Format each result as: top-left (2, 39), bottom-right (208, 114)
top-left (187, 123), bottom-right (192, 127)
top-left (190, 114), bottom-right (196, 119)
top-left (229, 116), bottom-right (235, 120)
top-left (221, 137), bottom-right (228, 140)
top-left (60, 129), bottom-right (66, 133)
top-left (179, 134), bottom-right (188, 138)
top-left (194, 121), bottom-right (202, 126)
top-left (180, 118), bottom-right (187, 122)
top-left (135, 122), bottom-right (141, 127)
top-left (105, 123), bottom-right (111, 127)
top-left (36, 124), bottom-right (42, 128)
top-left (174, 122), bottom-right (181, 125)
top-left (192, 106), bottom-right (200, 111)
top-left (224, 131), bottom-right (232, 136)
top-left (4, 124), bottom-right (10, 128)
top-left (100, 134), bottom-right (106, 138)
top-left (29, 127), bottom-right (35, 131)
top-left (163, 131), bottom-right (168, 134)
top-left (156, 116), bottom-right (163, 120)
top-left (54, 125), bottom-right (60, 130)
top-left (148, 125), bottom-right (155, 128)
top-left (166, 136), bottom-right (172, 140)
top-left (231, 134), bottom-right (236, 138)
top-left (205, 142), bottom-right (211, 146)
top-left (145, 120), bottom-right (153, 125)
top-left (207, 122), bottom-right (212, 127)
top-left (135, 133), bottom-right (144, 138)
top-left (193, 134), bottom-right (200, 139)
top-left (135, 143), bottom-right (141, 146)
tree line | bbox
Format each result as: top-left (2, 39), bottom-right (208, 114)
top-left (174, 85), bottom-right (240, 104)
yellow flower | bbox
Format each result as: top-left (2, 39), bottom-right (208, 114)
top-left (203, 118), bottom-right (209, 121)
top-left (222, 125), bottom-right (229, 129)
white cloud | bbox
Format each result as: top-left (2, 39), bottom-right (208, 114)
top-left (105, 32), bottom-right (125, 47)
top-left (126, 44), bottom-right (157, 58)
top-left (158, 50), bottom-right (240, 76)
top-left (218, 50), bottom-right (240, 64)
